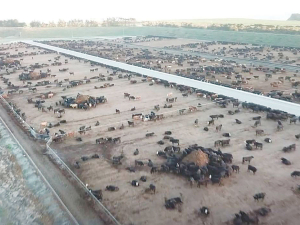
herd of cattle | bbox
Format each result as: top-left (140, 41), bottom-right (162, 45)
top-left (1, 42), bottom-right (300, 224)
top-left (166, 40), bottom-right (300, 65)
top-left (41, 39), bottom-right (300, 103)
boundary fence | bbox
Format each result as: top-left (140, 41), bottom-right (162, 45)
top-left (0, 94), bottom-right (121, 225)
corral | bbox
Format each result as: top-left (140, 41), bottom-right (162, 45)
top-left (41, 38), bottom-right (300, 103)
top-left (1, 42), bottom-right (300, 225)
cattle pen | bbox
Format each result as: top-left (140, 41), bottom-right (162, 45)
top-left (2, 41), bottom-right (300, 225)
top-left (23, 40), bottom-right (300, 116)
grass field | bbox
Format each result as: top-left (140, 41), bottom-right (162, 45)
top-left (1, 26), bottom-right (300, 47)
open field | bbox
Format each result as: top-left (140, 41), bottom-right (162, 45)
top-left (1, 43), bottom-right (300, 225)
top-left (1, 26), bottom-right (300, 47)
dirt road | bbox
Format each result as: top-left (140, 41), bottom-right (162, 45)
top-left (0, 104), bottom-right (105, 225)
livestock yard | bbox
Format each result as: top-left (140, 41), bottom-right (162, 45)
top-left (41, 37), bottom-right (300, 103)
top-left (1, 40), bottom-right (300, 225)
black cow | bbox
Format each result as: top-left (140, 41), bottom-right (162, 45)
top-left (149, 184), bottom-right (156, 194)
top-left (131, 180), bottom-right (139, 186)
top-left (281, 158), bottom-right (291, 165)
top-left (248, 165), bottom-right (257, 174)
top-left (232, 165), bottom-right (240, 173)
top-left (200, 207), bottom-right (210, 216)
top-left (105, 185), bottom-right (119, 191)
top-left (291, 171), bottom-right (300, 177)
top-left (253, 192), bottom-right (265, 201)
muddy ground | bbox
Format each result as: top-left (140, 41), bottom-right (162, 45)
top-left (1, 43), bottom-right (300, 225)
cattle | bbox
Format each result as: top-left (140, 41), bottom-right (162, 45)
top-left (189, 177), bottom-right (195, 188)
top-left (242, 156), bottom-right (254, 164)
top-left (281, 158), bottom-right (291, 165)
top-left (131, 180), bottom-right (139, 187)
top-left (248, 165), bottom-right (257, 174)
top-left (254, 120), bottom-right (261, 127)
top-left (170, 138), bottom-right (180, 145)
top-left (197, 178), bottom-right (209, 188)
top-left (235, 119), bottom-right (242, 124)
top-left (151, 167), bottom-right (158, 174)
top-left (91, 154), bottom-right (99, 159)
top-left (90, 189), bottom-right (102, 201)
top-left (253, 116), bottom-right (261, 120)
top-left (283, 144), bottom-right (296, 152)
top-left (254, 193), bottom-right (265, 201)
top-left (203, 127), bottom-right (209, 131)
top-left (81, 156), bottom-right (89, 161)
top-left (246, 143), bottom-right (253, 150)
top-left (208, 119), bottom-right (215, 126)
top-left (240, 211), bottom-right (257, 224)
top-left (222, 133), bottom-right (231, 137)
top-left (105, 185), bottom-right (119, 191)
top-left (256, 129), bottom-right (264, 136)
top-left (157, 140), bottom-right (164, 145)
top-left (245, 139), bottom-right (256, 145)
top-left (264, 138), bottom-right (272, 143)
top-left (147, 159), bottom-right (154, 167)
top-left (116, 109), bottom-right (120, 114)
top-left (165, 196), bottom-right (183, 209)
top-left (200, 207), bottom-right (210, 216)
top-left (255, 207), bottom-right (271, 217)
top-left (295, 134), bottom-right (300, 139)
top-left (133, 149), bottom-right (139, 155)
top-left (210, 115), bottom-right (219, 120)
top-left (232, 165), bottom-right (240, 173)
top-left (135, 160), bottom-right (144, 166)
top-left (165, 131), bottom-right (172, 135)
top-left (254, 142), bottom-right (263, 149)
top-left (126, 167), bottom-right (135, 172)
top-left (156, 151), bottom-right (167, 158)
top-left (291, 171), bottom-right (300, 177)
top-left (290, 117), bottom-right (297, 124)
top-left (179, 109), bottom-right (186, 115)
top-left (216, 124), bottom-right (222, 132)
top-left (108, 127), bottom-right (116, 131)
top-left (149, 184), bottom-right (156, 194)
top-left (113, 137), bottom-right (121, 143)
top-left (219, 139), bottom-right (230, 147)
top-left (146, 132), bottom-right (155, 137)
top-left (211, 175), bottom-right (222, 185)
top-left (128, 121), bottom-right (134, 127)
top-left (140, 176), bottom-right (147, 182)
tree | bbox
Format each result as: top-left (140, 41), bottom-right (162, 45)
top-left (30, 21), bottom-right (41, 27)
top-left (0, 19), bottom-right (26, 27)
top-left (57, 19), bottom-right (67, 27)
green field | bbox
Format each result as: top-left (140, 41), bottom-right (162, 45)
top-left (1, 26), bottom-right (300, 47)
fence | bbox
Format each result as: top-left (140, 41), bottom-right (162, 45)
top-left (0, 94), bottom-right (121, 225)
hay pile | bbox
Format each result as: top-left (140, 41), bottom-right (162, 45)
top-left (75, 94), bottom-right (89, 104)
top-left (29, 71), bottom-right (40, 79)
top-left (182, 150), bottom-right (209, 166)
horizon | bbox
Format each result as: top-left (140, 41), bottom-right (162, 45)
top-left (0, 0), bottom-right (299, 23)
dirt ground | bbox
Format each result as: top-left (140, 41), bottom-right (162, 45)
top-left (1, 43), bottom-right (300, 225)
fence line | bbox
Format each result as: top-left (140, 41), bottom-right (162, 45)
top-left (0, 94), bottom-right (121, 225)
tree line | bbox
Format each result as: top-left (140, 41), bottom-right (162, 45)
top-left (0, 19), bottom-right (26, 27)
top-left (0, 18), bottom-right (137, 27)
